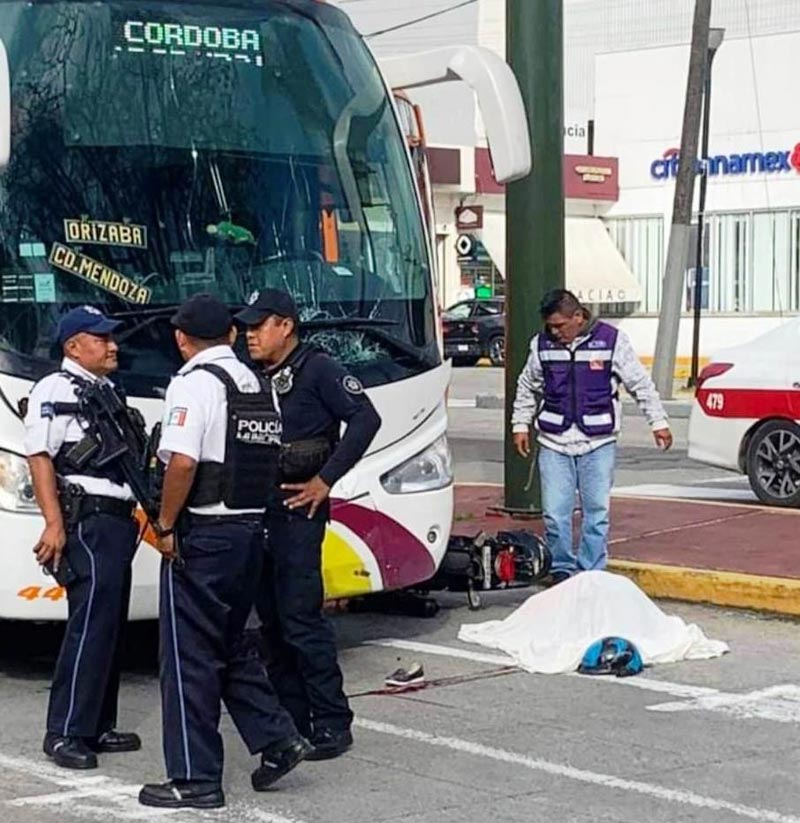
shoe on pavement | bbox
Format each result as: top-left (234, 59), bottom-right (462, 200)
top-left (88, 730), bottom-right (142, 753)
top-left (305, 727), bottom-right (353, 761)
top-left (43, 733), bottom-right (98, 770)
top-left (138, 780), bottom-right (225, 809)
top-left (545, 570), bottom-right (572, 587)
top-left (384, 662), bottom-right (425, 688)
top-left (251, 735), bottom-right (311, 791)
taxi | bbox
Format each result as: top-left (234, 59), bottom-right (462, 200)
top-left (688, 318), bottom-right (800, 507)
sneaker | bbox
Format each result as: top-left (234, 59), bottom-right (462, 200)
top-left (251, 736), bottom-right (311, 791)
top-left (384, 662), bottom-right (425, 688)
top-left (88, 730), bottom-right (142, 753)
top-left (545, 570), bottom-right (572, 587)
top-left (305, 727), bottom-right (353, 761)
top-left (43, 733), bottom-right (98, 770)
top-left (138, 780), bottom-right (225, 809)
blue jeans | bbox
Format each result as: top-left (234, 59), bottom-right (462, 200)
top-left (538, 442), bottom-right (616, 575)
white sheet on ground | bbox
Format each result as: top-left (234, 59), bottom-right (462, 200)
top-left (458, 571), bottom-right (729, 674)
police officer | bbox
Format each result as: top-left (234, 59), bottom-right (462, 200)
top-left (139, 294), bottom-right (307, 811)
top-left (235, 289), bottom-right (381, 761)
top-left (24, 306), bottom-right (141, 769)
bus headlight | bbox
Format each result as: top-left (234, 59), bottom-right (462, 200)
top-left (380, 435), bottom-right (453, 494)
top-left (0, 450), bottom-right (38, 512)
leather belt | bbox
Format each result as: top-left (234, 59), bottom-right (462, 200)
top-left (79, 495), bottom-right (137, 520)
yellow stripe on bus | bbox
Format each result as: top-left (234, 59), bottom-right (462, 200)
top-left (322, 529), bottom-right (374, 599)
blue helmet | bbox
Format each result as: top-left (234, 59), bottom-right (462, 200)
top-left (578, 637), bottom-right (643, 678)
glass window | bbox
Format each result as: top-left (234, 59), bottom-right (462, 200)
top-left (444, 302), bottom-right (472, 320)
top-left (606, 216), bottom-right (663, 313)
top-left (0, 0), bottom-right (437, 393)
top-left (474, 302), bottom-right (500, 316)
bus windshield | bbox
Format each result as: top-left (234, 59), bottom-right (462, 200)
top-left (0, 0), bottom-right (438, 395)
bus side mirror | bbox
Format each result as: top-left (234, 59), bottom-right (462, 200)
top-left (380, 46), bottom-right (531, 185)
top-left (0, 39), bottom-right (10, 169)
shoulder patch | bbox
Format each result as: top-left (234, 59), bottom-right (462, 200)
top-left (167, 406), bottom-right (188, 427)
top-left (40, 401), bottom-right (54, 419)
top-left (342, 375), bottom-right (364, 395)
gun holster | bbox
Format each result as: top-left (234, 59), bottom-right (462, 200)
top-left (56, 479), bottom-right (86, 530)
top-left (278, 437), bottom-right (331, 484)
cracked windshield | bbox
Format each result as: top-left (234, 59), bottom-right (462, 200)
top-left (0, 0), bottom-right (438, 395)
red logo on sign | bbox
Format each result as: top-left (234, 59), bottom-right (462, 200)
top-left (791, 143), bottom-right (800, 173)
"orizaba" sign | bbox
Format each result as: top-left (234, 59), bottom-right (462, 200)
top-left (64, 219), bottom-right (147, 249)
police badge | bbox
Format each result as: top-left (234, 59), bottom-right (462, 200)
top-left (272, 365), bottom-right (294, 395)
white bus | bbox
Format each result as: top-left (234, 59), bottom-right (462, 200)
top-left (0, 0), bottom-right (530, 619)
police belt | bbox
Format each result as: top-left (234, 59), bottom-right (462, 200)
top-left (182, 511), bottom-right (263, 529)
top-left (75, 495), bottom-right (136, 521)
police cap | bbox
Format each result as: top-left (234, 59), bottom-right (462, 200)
top-left (170, 293), bottom-right (233, 339)
top-left (57, 305), bottom-right (121, 345)
top-left (234, 288), bottom-right (299, 327)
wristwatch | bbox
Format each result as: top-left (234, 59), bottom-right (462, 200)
top-left (153, 522), bottom-right (174, 538)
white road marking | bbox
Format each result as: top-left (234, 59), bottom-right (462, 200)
top-left (368, 638), bottom-right (800, 727)
top-left (648, 684), bottom-right (800, 723)
top-left (248, 809), bottom-right (311, 823)
top-left (354, 717), bottom-right (800, 823)
top-left (0, 750), bottom-right (308, 822)
top-left (366, 638), bottom-right (518, 667)
top-left (612, 483), bottom-right (756, 503)
top-left (447, 398), bottom-right (476, 408)
top-left (366, 638), bottom-right (717, 699)
top-left (9, 784), bottom-right (140, 806)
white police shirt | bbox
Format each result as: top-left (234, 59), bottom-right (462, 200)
top-left (158, 345), bottom-right (266, 515)
top-left (23, 358), bottom-right (135, 501)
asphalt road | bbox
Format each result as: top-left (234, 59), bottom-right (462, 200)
top-left (1, 597), bottom-right (800, 823)
top-left (1, 366), bottom-right (791, 823)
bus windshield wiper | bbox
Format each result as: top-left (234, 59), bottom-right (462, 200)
top-left (301, 316), bottom-right (398, 329)
top-left (107, 305), bottom-right (179, 343)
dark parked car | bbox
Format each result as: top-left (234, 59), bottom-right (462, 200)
top-left (443, 298), bottom-right (505, 366)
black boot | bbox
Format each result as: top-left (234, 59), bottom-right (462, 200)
top-left (251, 736), bottom-right (311, 791)
top-left (88, 730), bottom-right (142, 753)
top-left (43, 733), bottom-right (98, 770)
top-left (306, 727), bottom-right (353, 761)
top-left (138, 780), bottom-right (225, 809)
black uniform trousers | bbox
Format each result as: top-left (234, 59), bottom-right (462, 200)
top-left (47, 512), bottom-right (138, 738)
top-left (257, 502), bottom-right (353, 738)
top-left (159, 515), bottom-right (297, 783)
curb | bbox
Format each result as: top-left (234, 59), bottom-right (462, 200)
top-left (469, 395), bottom-right (693, 418)
top-left (608, 559), bottom-right (800, 617)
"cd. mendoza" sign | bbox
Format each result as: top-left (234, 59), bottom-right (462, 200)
top-left (49, 243), bottom-right (151, 304)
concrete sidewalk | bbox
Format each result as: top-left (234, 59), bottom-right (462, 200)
top-left (453, 483), bottom-right (800, 617)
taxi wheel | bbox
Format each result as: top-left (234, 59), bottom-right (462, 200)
top-left (746, 419), bottom-right (800, 508)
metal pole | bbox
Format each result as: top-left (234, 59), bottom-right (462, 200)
top-left (504, 0), bottom-right (565, 513)
top-left (651, 0), bottom-right (712, 399)
top-left (689, 49), bottom-right (716, 388)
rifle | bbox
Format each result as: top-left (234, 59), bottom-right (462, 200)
top-left (71, 380), bottom-right (161, 526)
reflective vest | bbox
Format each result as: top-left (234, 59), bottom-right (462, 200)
top-left (537, 321), bottom-right (619, 437)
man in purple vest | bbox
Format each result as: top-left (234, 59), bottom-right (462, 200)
top-left (512, 289), bottom-right (672, 584)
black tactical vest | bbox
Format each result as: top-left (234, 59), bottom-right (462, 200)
top-left (187, 363), bottom-right (281, 509)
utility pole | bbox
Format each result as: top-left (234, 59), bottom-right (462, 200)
top-left (651, 0), bottom-right (712, 399)
top-left (504, 0), bottom-right (564, 513)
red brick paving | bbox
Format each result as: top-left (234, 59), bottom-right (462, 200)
top-left (454, 484), bottom-right (800, 580)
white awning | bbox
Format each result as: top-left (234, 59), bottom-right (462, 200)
top-left (565, 217), bottom-right (642, 305)
top-left (475, 215), bottom-right (642, 306)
